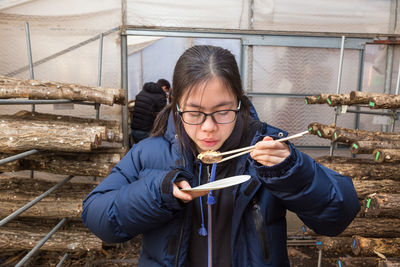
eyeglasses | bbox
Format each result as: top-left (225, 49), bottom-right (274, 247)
top-left (177, 101), bottom-right (241, 125)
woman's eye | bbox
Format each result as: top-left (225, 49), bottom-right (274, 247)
top-left (188, 112), bottom-right (202, 118)
top-left (216, 111), bottom-right (229, 116)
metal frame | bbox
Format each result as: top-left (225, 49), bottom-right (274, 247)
top-left (121, 26), bottom-right (376, 153)
top-left (0, 25), bottom-right (117, 264)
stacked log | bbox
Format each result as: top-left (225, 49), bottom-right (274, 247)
top-left (306, 122), bottom-right (400, 264)
top-left (0, 217), bottom-right (101, 252)
top-left (0, 76), bottom-right (125, 106)
top-left (0, 176), bottom-right (103, 252)
top-left (309, 122), bottom-right (400, 163)
top-left (0, 111), bottom-right (123, 153)
top-left (0, 149), bottom-right (122, 177)
top-left (305, 91), bottom-right (398, 109)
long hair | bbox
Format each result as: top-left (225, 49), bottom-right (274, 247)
top-left (151, 45), bottom-right (250, 148)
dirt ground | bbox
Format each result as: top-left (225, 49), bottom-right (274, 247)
top-left (0, 236), bottom-right (343, 267)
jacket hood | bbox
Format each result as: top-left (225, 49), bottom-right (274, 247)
top-left (143, 82), bottom-right (165, 95)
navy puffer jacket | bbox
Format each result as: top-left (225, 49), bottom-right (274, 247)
top-left (82, 114), bottom-right (360, 266)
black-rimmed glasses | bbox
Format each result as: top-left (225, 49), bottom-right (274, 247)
top-left (177, 101), bottom-right (241, 125)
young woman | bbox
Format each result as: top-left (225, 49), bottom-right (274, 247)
top-left (82, 45), bottom-right (360, 266)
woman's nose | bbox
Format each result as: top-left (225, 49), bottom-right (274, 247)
top-left (200, 114), bottom-right (217, 131)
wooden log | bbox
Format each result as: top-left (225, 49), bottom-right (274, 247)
top-left (369, 95), bottom-right (400, 109)
top-left (316, 156), bottom-right (400, 180)
top-left (350, 91), bottom-right (389, 103)
top-left (0, 177), bottom-right (96, 219)
top-left (0, 120), bottom-right (102, 152)
top-left (352, 235), bottom-right (400, 257)
top-left (363, 193), bottom-right (400, 218)
top-left (307, 122), bottom-right (336, 140)
top-left (333, 129), bottom-right (400, 144)
top-left (315, 236), bottom-right (353, 254)
top-left (304, 94), bottom-right (329, 104)
top-left (6, 110), bottom-right (122, 143)
top-left (0, 76), bottom-right (125, 106)
top-left (353, 179), bottom-right (400, 200)
top-left (303, 218), bottom-right (400, 238)
top-left (0, 116), bottom-right (107, 143)
top-left (378, 259), bottom-right (400, 267)
top-left (0, 177), bottom-right (97, 201)
top-left (0, 152), bottom-right (120, 177)
top-left (0, 224), bottom-right (101, 252)
top-left (350, 140), bottom-right (400, 154)
top-left (326, 93), bottom-right (356, 106)
top-left (373, 149), bottom-right (400, 163)
top-left (337, 257), bottom-right (380, 267)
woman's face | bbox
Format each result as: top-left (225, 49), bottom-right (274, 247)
top-left (179, 77), bottom-right (238, 153)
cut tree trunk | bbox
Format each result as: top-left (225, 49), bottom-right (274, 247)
top-left (378, 259), bottom-right (400, 267)
top-left (362, 193), bottom-right (400, 218)
top-left (0, 177), bottom-right (97, 218)
top-left (315, 236), bottom-right (353, 254)
top-left (305, 94), bottom-right (329, 104)
top-left (0, 224), bottom-right (101, 252)
top-left (316, 156), bottom-right (400, 180)
top-left (350, 140), bottom-right (400, 154)
top-left (0, 76), bottom-right (125, 106)
top-left (353, 179), bottom-right (400, 200)
top-left (350, 91), bottom-right (389, 104)
top-left (333, 129), bottom-right (400, 144)
top-left (369, 95), bottom-right (400, 109)
top-left (0, 120), bottom-right (102, 152)
top-left (307, 122), bottom-right (336, 140)
top-left (337, 257), bottom-right (380, 267)
top-left (303, 218), bottom-right (400, 238)
top-left (373, 149), bottom-right (400, 163)
top-left (352, 235), bottom-right (400, 257)
top-left (1, 110), bottom-right (122, 143)
top-left (326, 93), bottom-right (356, 106)
top-left (0, 152), bottom-right (120, 177)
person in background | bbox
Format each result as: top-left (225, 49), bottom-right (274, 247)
top-left (157, 78), bottom-right (171, 103)
top-left (82, 45), bottom-right (360, 266)
top-left (130, 80), bottom-right (168, 144)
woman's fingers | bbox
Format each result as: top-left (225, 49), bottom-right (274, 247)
top-left (173, 180), bottom-right (193, 203)
top-left (250, 136), bottom-right (290, 166)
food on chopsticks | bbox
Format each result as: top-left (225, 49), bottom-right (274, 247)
top-left (197, 150), bottom-right (223, 164)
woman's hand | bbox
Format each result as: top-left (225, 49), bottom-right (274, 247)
top-left (250, 136), bottom-right (290, 166)
top-left (173, 180), bottom-right (209, 203)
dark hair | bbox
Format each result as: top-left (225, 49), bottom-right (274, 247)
top-left (157, 79), bottom-right (171, 90)
top-left (151, 45), bottom-right (250, 148)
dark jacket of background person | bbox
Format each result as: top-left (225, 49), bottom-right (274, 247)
top-left (82, 113), bottom-right (360, 266)
top-left (131, 82), bottom-right (167, 132)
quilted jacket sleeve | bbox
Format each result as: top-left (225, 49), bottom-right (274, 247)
top-left (252, 143), bottom-right (360, 236)
top-left (81, 138), bottom-right (185, 243)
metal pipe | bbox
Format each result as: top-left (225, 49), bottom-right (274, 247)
top-left (25, 22), bottom-right (36, 180)
top-left (96, 33), bottom-right (104, 120)
top-left (354, 49), bottom-right (365, 131)
top-left (0, 175), bottom-right (74, 227)
top-left (346, 109), bottom-right (399, 116)
top-left (24, 22), bottom-right (35, 81)
top-left (317, 249), bottom-right (322, 267)
top-left (382, 45), bottom-right (394, 132)
top-left (7, 27), bottom-right (119, 77)
top-left (0, 99), bottom-right (96, 105)
top-left (0, 149), bottom-right (39, 166)
top-left (56, 253), bottom-right (69, 267)
top-left (246, 92), bottom-right (313, 98)
top-left (120, 33), bottom-right (129, 148)
top-left (15, 218), bottom-right (67, 267)
top-left (330, 36), bottom-right (345, 157)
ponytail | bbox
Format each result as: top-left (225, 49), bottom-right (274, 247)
top-left (150, 104), bottom-right (172, 137)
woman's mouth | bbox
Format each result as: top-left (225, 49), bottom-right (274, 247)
top-left (201, 139), bottom-right (219, 147)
